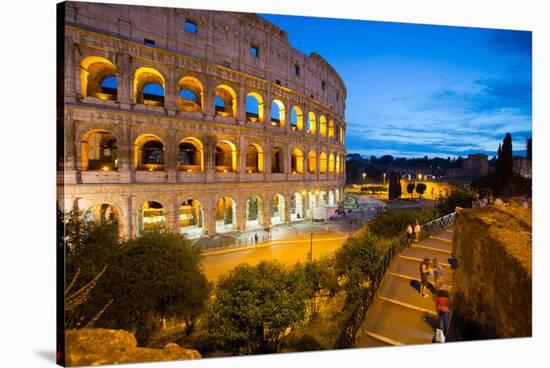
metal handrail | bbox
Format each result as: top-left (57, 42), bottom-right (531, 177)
top-left (334, 212), bottom-right (456, 349)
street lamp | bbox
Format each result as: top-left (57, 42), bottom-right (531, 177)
top-left (417, 173), bottom-right (422, 181)
top-left (362, 172), bottom-right (367, 182)
top-left (383, 172), bottom-right (386, 185)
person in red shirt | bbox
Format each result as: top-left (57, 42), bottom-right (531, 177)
top-left (435, 289), bottom-right (451, 336)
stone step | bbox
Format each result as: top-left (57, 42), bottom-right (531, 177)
top-left (379, 274), bottom-right (439, 312)
top-left (419, 238), bottom-right (453, 252)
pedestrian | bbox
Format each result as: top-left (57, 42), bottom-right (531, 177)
top-left (432, 258), bottom-right (444, 289)
top-left (254, 233), bottom-right (258, 245)
top-left (406, 224), bottom-right (413, 246)
top-left (419, 257), bottom-right (431, 298)
top-left (414, 220), bottom-right (421, 242)
top-left (435, 288), bottom-right (451, 336)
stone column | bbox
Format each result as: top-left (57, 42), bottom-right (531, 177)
top-left (165, 199), bottom-right (180, 234)
top-left (263, 91), bottom-right (272, 130)
top-left (203, 77), bottom-right (216, 118)
top-left (262, 196), bottom-right (272, 228)
top-left (164, 69), bottom-right (178, 115)
top-left (204, 135), bottom-right (216, 183)
top-left (116, 53), bottom-right (132, 108)
top-left (164, 131), bottom-right (177, 183)
top-left (203, 200), bottom-right (216, 237)
top-left (283, 195), bottom-right (292, 223)
top-left (235, 198), bottom-right (246, 231)
top-left (237, 85), bottom-right (247, 124)
top-left (124, 195), bottom-right (136, 239)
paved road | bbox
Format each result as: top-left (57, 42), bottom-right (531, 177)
top-left (354, 226), bottom-right (455, 347)
top-left (201, 234), bottom-right (348, 281)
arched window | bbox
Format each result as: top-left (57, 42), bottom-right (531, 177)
top-left (216, 197), bottom-right (236, 233)
top-left (336, 155), bottom-right (341, 174)
top-left (291, 149), bottom-right (304, 174)
top-left (134, 67), bottom-right (165, 106)
top-left (271, 99), bottom-right (286, 127)
top-left (320, 115), bottom-right (327, 138)
top-left (246, 196), bottom-right (264, 228)
top-left (135, 134), bottom-right (164, 170)
top-left (307, 112), bottom-right (316, 135)
top-left (215, 85), bottom-right (237, 117)
top-left (329, 153), bottom-right (335, 173)
top-left (290, 192), bottom-right (304, 221)
top-left (81, 130), bottom-right (118, 171)
top-left (319, 152), bottom-right (328, 174)
top-left (328, 120), bottom-right (335, 139)
top-left (215, 141), bottom-right (237, 172)
top-left (178, 137), bottom-right (203, 172)
top-left (138, 201), bottom-right (165, 234)
top-left (246, 93), bottom-right (264, 122)
top-left (271, 146), bottom-right (284, 173)
top-left (178, 76), bottom-right (203, 112)
top-left (84, 203), bottom-right (120, 226)
top-left (308, 151), bottom-right (317, 174)
top-left (80, 56), bottom-right (117, 100)
top-left (271, 194), bottom-right (285, 224)
top-left (179, 199), bottom-right (203, 237)
top-left (245, 144), bottom-right (264, 173)
top-left (290, 106), bottom-right (303, 131)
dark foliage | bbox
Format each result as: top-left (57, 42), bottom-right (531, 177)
top-left (415, 183), bottom-right (427, 198)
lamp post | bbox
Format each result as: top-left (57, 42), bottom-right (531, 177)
top-left (383, 172), bottom-right (386, 185)
top-left (362, 172), bottom-right (367, 183)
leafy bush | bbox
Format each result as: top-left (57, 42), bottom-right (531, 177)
top-left (334, 228), bottom-right (390, 301)
top-left (415, 183), bottom-right (427, 197)
top-left (366, 207), bottom-right (441, 239)
top-left (207, 261), bottom-right (310, 355)
top-left (93, 232), bottom-right (211, 344)
top-left (437, 189), bottom-right (477, 214)
top-left (294, 258), bottom-right (338, 319)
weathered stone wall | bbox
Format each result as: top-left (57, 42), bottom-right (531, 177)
top-left (65, 328), bottom-right (200, 366)
top-left (451, 205), bottom-right (532, 339)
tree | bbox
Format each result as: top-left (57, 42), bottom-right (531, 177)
top-left (207, 261), bottom-right (309, 355)
top-left (501, 133), bottom-right (514, 189)
top-left (95, 232), bottom-right (211, 343)
top-left (416, 183), bottom-right (427, 198)
top-left (407, 183), bottom-right (415, 198)
top-left (334, 228), bottom-right (390, 301)
top-left (296, 259), bottom-right (338, 319)
top-left (437, 189), bottom-right (477, 214)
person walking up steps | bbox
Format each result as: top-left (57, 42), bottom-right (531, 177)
top-left (406, 224), bottom-right (413, 246)
top-left (414, 220), bottom-right (421, 242)
top-left (435, 288), bottom-right (451, 337)
top-left (432, 258), bottom-right (444, 289)
top-left (419, 258), bottom-right (430, 298)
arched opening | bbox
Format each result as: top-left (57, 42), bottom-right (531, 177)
top-left (215, 85), bottom-right (237, 117)
top-left (84, 203), bottom-right (121, 226)
top-left (135, 134), bottom-right (164, 171)
top-left (328, 190), bottom-right (335, 206)
top-left (80, 56), bottom-right (117, 100)
top-left (291, 149), bottom-right (304, 174)
top-left (137, 201), bottom-right (165, 235)
top-left (319, 152), bottom-right (328, 174)
top-left (328, 120), bottom-right (335, 139)
top-left (179, 199), bottom-right (203, 238)
top-left (308, 192), bottom-right (316, 218)
top-left (178, 137), bottom-right (203, 172)
top-left (215, 141), bottom-right (237, 172)
top-left (290, 106), bottom-right (303, 131)
top-left (307, 112), bottom-right (317, 135)
top-left (271, 146), bottom-right (284, 173)
top-left (290, 193), bottom-right (303, 221)
top-left (216, 197), bottom-right (236, 233)
top-left (320, 115), bottom-right (327, 138)
top-left (81, 130), bottom-right (118, 171)
top-left (271, 99), bottom-right (286, 127)
top-left (336, 155), bottom-right (341, 174)
top-left (246, 93), bottom-right (264, 122)
top-left (245, 144), bottom-right (264, 173)
top-left (340, 126), bottom-right (345, 144)
top-left (134, 67), bottom-right (165, 106)
top-left (271, 194), bottom-right (285, 224)
top-left (246, 196), bottom-right (264, 229)
top-left (329, 153), bottom-right (335, 173)
top-left (178, 76), bottom-right (203, 112)
top-left (308, 151), bottom-right (317, 174)
top-left (319, 191), bottom-right (327, 206)
top-left (335, 188), bottom-right (341, 203)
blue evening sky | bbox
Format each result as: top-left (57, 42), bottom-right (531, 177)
top-left (260, 14), bottom-right (532, 158)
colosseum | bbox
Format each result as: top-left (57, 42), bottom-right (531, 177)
top-left (58, 2), bottom-right (347, 241)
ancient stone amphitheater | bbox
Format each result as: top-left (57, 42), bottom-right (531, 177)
top-left (58, 2), bottom-right (347, 239)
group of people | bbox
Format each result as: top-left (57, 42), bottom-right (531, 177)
top-left (405, 220), bottom-right (421, 245)
top-left (420, 257), bottom-right (450, 341)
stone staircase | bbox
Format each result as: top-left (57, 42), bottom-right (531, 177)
top-left (354, 227), bottom-right (454, 347)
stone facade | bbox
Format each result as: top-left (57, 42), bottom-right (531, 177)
top-left (451, 205), bottom-right (532, 339)
top-left (57, 2), bottom-right (347, 239)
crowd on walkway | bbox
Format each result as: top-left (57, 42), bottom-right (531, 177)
top-left (419, 256), bottom-right (451, 343)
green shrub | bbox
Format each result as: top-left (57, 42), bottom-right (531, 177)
top-left (437, 189), bottom-right (477, 214)
top-left (366, 207), bottom-right (440, 239)
top-left (207, 261), bottom-right (310, 355)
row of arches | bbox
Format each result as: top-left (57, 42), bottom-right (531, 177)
top-left (80, 56), bottom-right (344, 140)
top-left (81, 129), bottom-right (345, 174)
top-left (83, 189), bottom-right (341, 238)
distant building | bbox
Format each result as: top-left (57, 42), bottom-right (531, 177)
top-left (513, 157), bottom-right (532, 178)
top-left (446, 154), bottom-right (489, 179)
